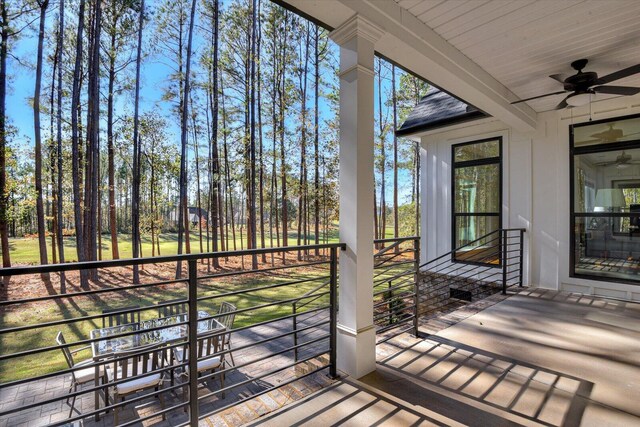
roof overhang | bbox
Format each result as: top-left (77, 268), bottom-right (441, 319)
top-left (276, 0), bottom-right (538, 133)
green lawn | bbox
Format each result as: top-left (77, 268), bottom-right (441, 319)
top-left (3, 230), bottom-right (340, 265)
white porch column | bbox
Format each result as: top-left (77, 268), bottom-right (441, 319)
top-left (330, 15), bottom-right (382, 378)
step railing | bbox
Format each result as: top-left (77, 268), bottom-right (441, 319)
top-left (372, 236), bottom-right (420, 338)
top-left (419, 228), bottom-right (525, 317)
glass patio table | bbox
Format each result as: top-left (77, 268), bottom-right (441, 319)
top-left (90, 310), bottom-right (225, 419)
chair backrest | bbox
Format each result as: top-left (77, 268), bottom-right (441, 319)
top-left (110, 343), bottom-right (165, 383)
top-left (178, 330), bottom-right (222, 365)
top-left (155, 298), bottom-right (188, 319)
top-left (217, 302), bottom-right (236, 330)
top-left (56, 331), bottom-right (75, 369)
top-left (102, 306), bottom-right (141, 328)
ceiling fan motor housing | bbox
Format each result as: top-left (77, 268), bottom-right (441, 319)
top-left (564, 71), bottom-right (598, 91)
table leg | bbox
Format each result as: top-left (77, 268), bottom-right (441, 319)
top-left (94, 358), bottom-right (100, 421)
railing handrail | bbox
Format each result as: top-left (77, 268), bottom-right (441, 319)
top-left (373, 236), bottom-right (419, 244)
top-left (0, 242), bottom-right (347, 276)
top-left (420, 228), bottom-right (526, 269)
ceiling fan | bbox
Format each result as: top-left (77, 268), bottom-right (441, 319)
top-left (578, 123), bottom-right (640, 145)
top-left (595, 151), bottom-right (640, 169)
top-left (512, 59), bottom-right (640, 109)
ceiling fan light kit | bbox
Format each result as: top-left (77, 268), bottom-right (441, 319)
top-left (511, 59), bottom-right (640, 110)
top-left (566, 91), bottom-right (593, 107)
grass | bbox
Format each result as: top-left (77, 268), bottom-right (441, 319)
top-left (2, 225), bottom-right (409, 265)
top-left (3, 229), bottom-right (341, 265)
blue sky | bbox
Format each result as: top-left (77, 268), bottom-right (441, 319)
top-left (6, 0), bottom-right (419, 205)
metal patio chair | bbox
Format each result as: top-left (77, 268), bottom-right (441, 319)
top-left (173, 330), bottom-right (226, 400)
top-left (217, 302), bottom-right (236, 366)
top-left (56, 331), bottom-right (102, 417)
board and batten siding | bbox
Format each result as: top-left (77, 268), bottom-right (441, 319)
top-left (419, 94), bottom-right (640, 301)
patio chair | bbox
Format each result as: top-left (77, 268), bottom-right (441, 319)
top-left (217, 302), bottom-right (236, 366)
top-left (56, 331), bottom-right (102, 417)
top-left (172, 330), bottom-right (226, 400)
top-left (102, 305), bottom-right (141, 328)
top-left (155, 298), bottom-right (188, 318)
top-left (105, 343), bottom-right (167, 425)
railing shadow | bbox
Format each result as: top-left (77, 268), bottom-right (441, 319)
top-left (377, 335), bottom-right (593, 427)
top-left (244, 379), bottom-right (450, 427)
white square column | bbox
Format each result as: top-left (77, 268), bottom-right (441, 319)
top-left (330, 15), bottom-right (383, 379)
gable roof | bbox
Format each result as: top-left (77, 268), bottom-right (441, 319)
top-left (395, 88), bottom-right (488, 136)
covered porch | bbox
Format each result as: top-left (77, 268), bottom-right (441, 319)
top-left (252, 288), bottom-right (640, 426)
top-left (2, 0), bottom-right (640, 425)
top-left (278, 0), bottom-right (640, 384)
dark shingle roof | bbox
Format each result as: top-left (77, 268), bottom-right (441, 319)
top-left (395, 88), bottom-right (488, 136)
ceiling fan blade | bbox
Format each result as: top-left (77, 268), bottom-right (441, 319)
top-left (555, 97), bottom-right (569, 110)
top-left (597, 64), bottom-right (640, 84)
top-left (593, 85), bottom-right (640, 96)
top-left (549, 74), bottom-right (565, 83)
top-left (511, 90), bottom-right (568, 104)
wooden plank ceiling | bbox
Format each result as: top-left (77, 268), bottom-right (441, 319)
top-left (394, 0), bottom-right (640, 112)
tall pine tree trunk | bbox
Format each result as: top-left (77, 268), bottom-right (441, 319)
top-left (176, 0), bottom-right (197, 277)
top-left (49, 38), bottom-right (57, 264)
top-left (131, 0), bottom-right (144, 283)
top-left (83, 0), bottom-right (101, 281)
top-left (271, 16), bottom-right (280, 253)
top-left (392, 65), bottom-right (399, 249)
top-left (313, 27), bottom-right (320, 256)
top-left (296, 23), bottom-right (310, 261)
top-left (377, 61), bottom-right (386, 243)
top-left (208, 0), bottom-right (220, 267)
top-left (56, 0), bottom-right (65, 288)
top-left (279, 12), bottom-right (288, 262)
top-left (71, 0), bottom-right (87, 287)
top-left (107, 2), bottom-right (119, 260)
top-left (191, 99), bottom-right (204, 259)
top-left (33, 0), bottom-right (50, 276)
top-left (0, 1), bottom-right (9, 269)
top-left (248, 0), bottom-right (258, 268)
top-left (221, 79), bottom-right (236, 251)
top-left (257, 0), bottom-right (266, 263)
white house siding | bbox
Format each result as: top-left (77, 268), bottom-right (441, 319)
top-left (420, 96), bottom-right (640, 301)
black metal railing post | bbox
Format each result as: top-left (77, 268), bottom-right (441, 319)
top-left (387, 281), bottom-right (393, 325)
top-left (519, 228), bottom-right (525, 287)
top-left (329, 247), bottom-right (338, 379)
top-left (413, 237), bottom-right (420, 336)
top-left (187, 259), bottom-right (199, 427)
top-left (502, 230), bottom-right (508, 295)
top-left (292, 302), bottom-right (298, 362)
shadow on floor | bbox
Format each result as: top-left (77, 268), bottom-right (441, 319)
top-left (376, 335), bottom-right (593, 427)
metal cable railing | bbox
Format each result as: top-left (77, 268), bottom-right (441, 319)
top-left (0, 243), bottom-right (344, 427)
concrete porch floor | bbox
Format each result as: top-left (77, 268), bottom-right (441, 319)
top-left (250, 289), bottom-right (640, 426)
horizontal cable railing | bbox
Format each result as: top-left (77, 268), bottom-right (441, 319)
top-left (419, 229), bottom-right (525, 318)
top-left (372, 236), bottom-right (420, 340)
top-left (0, 243), bottom-right (344, 427)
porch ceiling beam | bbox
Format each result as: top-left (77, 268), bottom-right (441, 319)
top-left (279, 0), bottom-right (538, 132)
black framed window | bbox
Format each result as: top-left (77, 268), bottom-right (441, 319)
top-left (570, 113), bottom-right (640, 285)
top-left (452, 137), bottom-right (502, 265)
